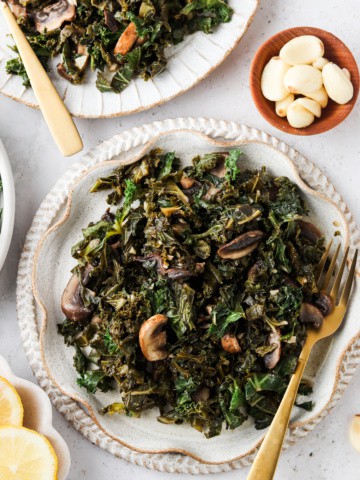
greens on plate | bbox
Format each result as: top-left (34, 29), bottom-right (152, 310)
top-left (6, 0), bottom-right (233, 93)
top-left (58, 148), bottom-right (331, 437)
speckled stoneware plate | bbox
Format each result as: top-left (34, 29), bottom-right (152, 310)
top-left (0, 356), bottom-right (71, 480)
top-left (17, 118), bottom-right (360, 474)
top-left (0, 0), bottom-right (258, 119)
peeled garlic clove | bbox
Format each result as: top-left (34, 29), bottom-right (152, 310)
top-left (261, 56), bottom-right (290, 101)
top-left (342, 68), bottom-right (351, 79)
top-left (275, 93), bottom-right (295, 117)
top-left (295, 98), bottom-right (322, 118)
top-left (280, 35), bottom-right (324, 65)
top-left (312, 57), bottom-right (329, 70)
top-left (349, 415), bottom-right (360, 453)
top-left (306, 86), bottom-right (329, 108)
top-left (284, 65), bottom-right (323, 94)
top-left (287, 102), bottom-right (315, 128)
top-left (322, 62), bottom-right (354, 104)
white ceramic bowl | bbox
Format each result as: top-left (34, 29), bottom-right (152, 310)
top-left (0, 139), bottom-right (15, 271)
top-left (0, 355), bottom-right (71, 480)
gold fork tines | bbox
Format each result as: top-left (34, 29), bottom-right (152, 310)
top-left (247, 243), bottom-right (358, 480)
top-left (339, 249), bottom-right (358, 307)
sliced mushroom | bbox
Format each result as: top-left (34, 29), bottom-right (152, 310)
top-left (217, 230), bottom-right (265, 260)
top-left (203, 185), bottom-right (221, 201)
top-left (297, 220), bottom-right (322, 244)
top-left (313, 292), bottom-right (334, 316)
top-left (193, 386), bottom-right (210, 403)
top-left (180, 177), bottom-right (196, 189)
top-left (166, 268), bottom-right (194, 280)
top-left (180, 179), bottom-right (202, 201)
top-left (210, 153), bottom-right (228, 178)
top-left (61, 270), bottom-right (93, 321)
top-left (104, 9), bottom-right (120, 32)
top-left (264, 329), bottom-right (282, 369)
top-left (34, 0), bottom-right (76, 33)
top-left (8, 0), bottom-right (26, 19)
top-left (139, 314), bottom-right (168, 361)
top-left (299, 302), bottom-right (323, 329)
top-left (221, 333), bottom-right (241, 353)
top-left (114, 22), bottom-right (138, 55)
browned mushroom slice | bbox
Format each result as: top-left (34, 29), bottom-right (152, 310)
top-left (264, 329), bottom-right (282, 369)
top-left (203, 185), bottom-right (221, 201)
top-left (61, 273), bottom-right (93, 321)
top-left (104, 9), bottom-right (120, 32)
top-left (166, 268), bottom-right (194, 280)
top-left (299, 302), bottom-right (324, 329)
top-left (297, 220), bottom-right (322, 243)
top-left (114, 22), bottom-right (138, 55)
top-left (180, 177), bottom-right (196, 189)
top-left (210, 153), bottom-right (228, 178)
top-left (313, 292), bottom-right (334, 316)
top-left (217, 230), bottom-right (265, 260)
top-left (34, 0), bottom-right (76, 34)
top-left (221, 333), bottom-right (241, 353)
top-left (139, 314), bottom-right (168, 362)
top-left (193, 386), bottom-right (210, 403)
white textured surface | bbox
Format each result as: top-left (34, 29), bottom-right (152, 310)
top-left (0, 0), bottom-right (360, 479)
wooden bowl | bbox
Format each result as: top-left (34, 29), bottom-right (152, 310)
top-left (250, 27), bottom-right (359, 135)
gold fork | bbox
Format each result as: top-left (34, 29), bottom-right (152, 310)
top-left (247, 242), bottom-right (358, 480)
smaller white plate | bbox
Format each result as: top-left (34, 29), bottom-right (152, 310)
top-left (0, 139), bottom-right (15, 271)
top-left (0, 355), bottom-right (71, 480)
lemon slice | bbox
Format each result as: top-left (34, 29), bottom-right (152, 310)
top-left (0, 377), bottom-right (24, 426)
top-left (0, 426), bottom-right (58, 480)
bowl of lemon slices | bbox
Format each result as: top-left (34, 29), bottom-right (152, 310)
top-left (0, 355), bottom-right (70, 480)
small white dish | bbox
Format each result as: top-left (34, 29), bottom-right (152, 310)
top-left (0, 139), bottom-right (15, 271)
top-left (0, 355), bottom-right (71, 480)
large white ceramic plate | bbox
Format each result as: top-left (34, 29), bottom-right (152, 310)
top-left (0, 138), bottom-right (15, 271)
top-left (0, 1), bottom-right (258, 118)
top-left (17, 118), bottom-right (360, 473)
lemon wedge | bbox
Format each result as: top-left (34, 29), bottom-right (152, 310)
top-left (0, 426), bottom-right (58, 480)
top-left (0, 376), bottom-right (24, 426)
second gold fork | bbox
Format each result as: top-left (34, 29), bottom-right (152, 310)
top-left (247, 243), bottom-right (358, 480)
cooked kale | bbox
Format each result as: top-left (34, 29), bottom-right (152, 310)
top-left (58, 149), bottom-right (325, 436)
top-left (6, 0), bottom-right (233, 93)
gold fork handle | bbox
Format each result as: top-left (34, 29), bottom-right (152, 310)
top-left (247, 354), bottom-right (309, 480)
top-left (1, 3), bottom-right (83, 157)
